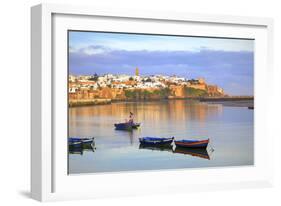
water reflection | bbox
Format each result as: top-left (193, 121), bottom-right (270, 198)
top-left (69, 100), bottom-right (223, 130)
top-left (173, 147), bottom-right (210, 160)
top-left (68, 100), bottom-right (253, 174)
top-left (138, 143), bottom-right (210, 160)
top-left (139, 143), bottom-right (173, 152)
top-left (69, 100), bottom-right (224, 140)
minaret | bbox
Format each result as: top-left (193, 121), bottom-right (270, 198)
top-left (198, 78), bottom-right (205, 84)
top-left (135, 67), bottom-right (139, 76)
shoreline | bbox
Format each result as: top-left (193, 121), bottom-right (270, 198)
top-left (69, 99), bottom-right (112, 107)
top-left (69, 96), bottom-right (254, 107)
top-left (199, 96), bottom-right (254, 102)
top-left (199, 96), bottom-right (254, 108)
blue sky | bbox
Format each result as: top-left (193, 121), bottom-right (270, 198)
top-left (69, 31), bottom-right (254, 95)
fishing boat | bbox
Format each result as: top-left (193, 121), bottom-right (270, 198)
top-left (68, 137), bottom-right (95, 147)
top-left (173, 147), bottom-right (210, 160)
top-left (139, 137), bottom-right (174, 146)
top-left (114, 122), bottom-right (140, 130)
top-left (174, 139), bottom-right (209, 148)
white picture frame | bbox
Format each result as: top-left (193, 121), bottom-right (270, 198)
top-left (31, 3), bottom-right (274, 202)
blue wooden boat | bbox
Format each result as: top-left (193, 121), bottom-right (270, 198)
top-left (139, 137), bottom-right (174, 146)
top-left (174, 139), bottom-right (209, 148)
top-left (114, 122), bottom-right (140, 130)
top-left (68, 137), bottom-right (94, 147)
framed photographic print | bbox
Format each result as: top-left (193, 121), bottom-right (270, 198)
top-left (31, 3), bottom-right (274, 201)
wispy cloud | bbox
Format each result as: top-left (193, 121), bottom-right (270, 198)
top-left (69, 31), bottom-right (254, 95)
top-left (69, 31), bottom-right (254, 52)
top-left (69, 45), bottom-right (253, 95)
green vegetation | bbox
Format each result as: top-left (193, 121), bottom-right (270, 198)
top-left (69, 99), bottom-right (111, 107)
top-left (124, 90), bottom-right (138, 99)
top-left (184, 87), bottom-right (207, 97)
top-left (124, 88), bottom-right (170, 99)
top-left (152, 88), bottom-right (170, 97)
top-left (124, 87), bottom-right (206, 100)
top-left (143, 90), bottom-right (151, 98)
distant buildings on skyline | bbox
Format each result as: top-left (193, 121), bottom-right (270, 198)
top-left (69, 67), bottom-right (224, 98)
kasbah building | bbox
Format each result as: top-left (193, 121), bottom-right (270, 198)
top-left (68, 67), bottom-right (225, 102)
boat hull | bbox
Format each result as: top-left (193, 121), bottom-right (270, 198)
top-left (139, 137), bottom-right (174, 146)
top-left (68, 137), bottom-right (94, 147)
top-left (175, 139), bottom-right (209, 148)
top-left (114, 123), bottom-right (140, 130)
top-left (131, 123), bottom-right (141, 129)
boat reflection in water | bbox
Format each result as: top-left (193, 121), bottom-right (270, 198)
top-left (172, 147), bottom-right (210, 160)
top-left (69, 140), bottom-right (96, 155)
top-left (139, 143), bottom-right (211, 160)
top-left (139, 143), bottom-right (173, 153)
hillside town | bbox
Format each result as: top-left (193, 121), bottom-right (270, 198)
top-left (69, 67), bottom-right (225, 106)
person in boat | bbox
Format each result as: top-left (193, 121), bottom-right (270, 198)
top-left (128, 112), bottom-right (134, 124)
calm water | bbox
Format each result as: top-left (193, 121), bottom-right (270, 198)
top-left (68, 100), bottom-right (254, 174)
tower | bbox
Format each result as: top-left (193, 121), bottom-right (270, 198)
top-left (198, 78), bottom-right (205, 84)
top-left (135, 67), bottom-right (139, 76)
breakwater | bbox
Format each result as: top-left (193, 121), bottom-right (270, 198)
top-left (199, 96), bottom-right (254, 102)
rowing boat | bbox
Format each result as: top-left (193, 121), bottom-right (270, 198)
top-left (139, 137), bottom-right (174, 146)
top-left (114, 122), bottom-right (140, 130)
top-left (174, 139), bottom-right (209, 148)
top-left (68, 137), bottom-right (95, 147)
